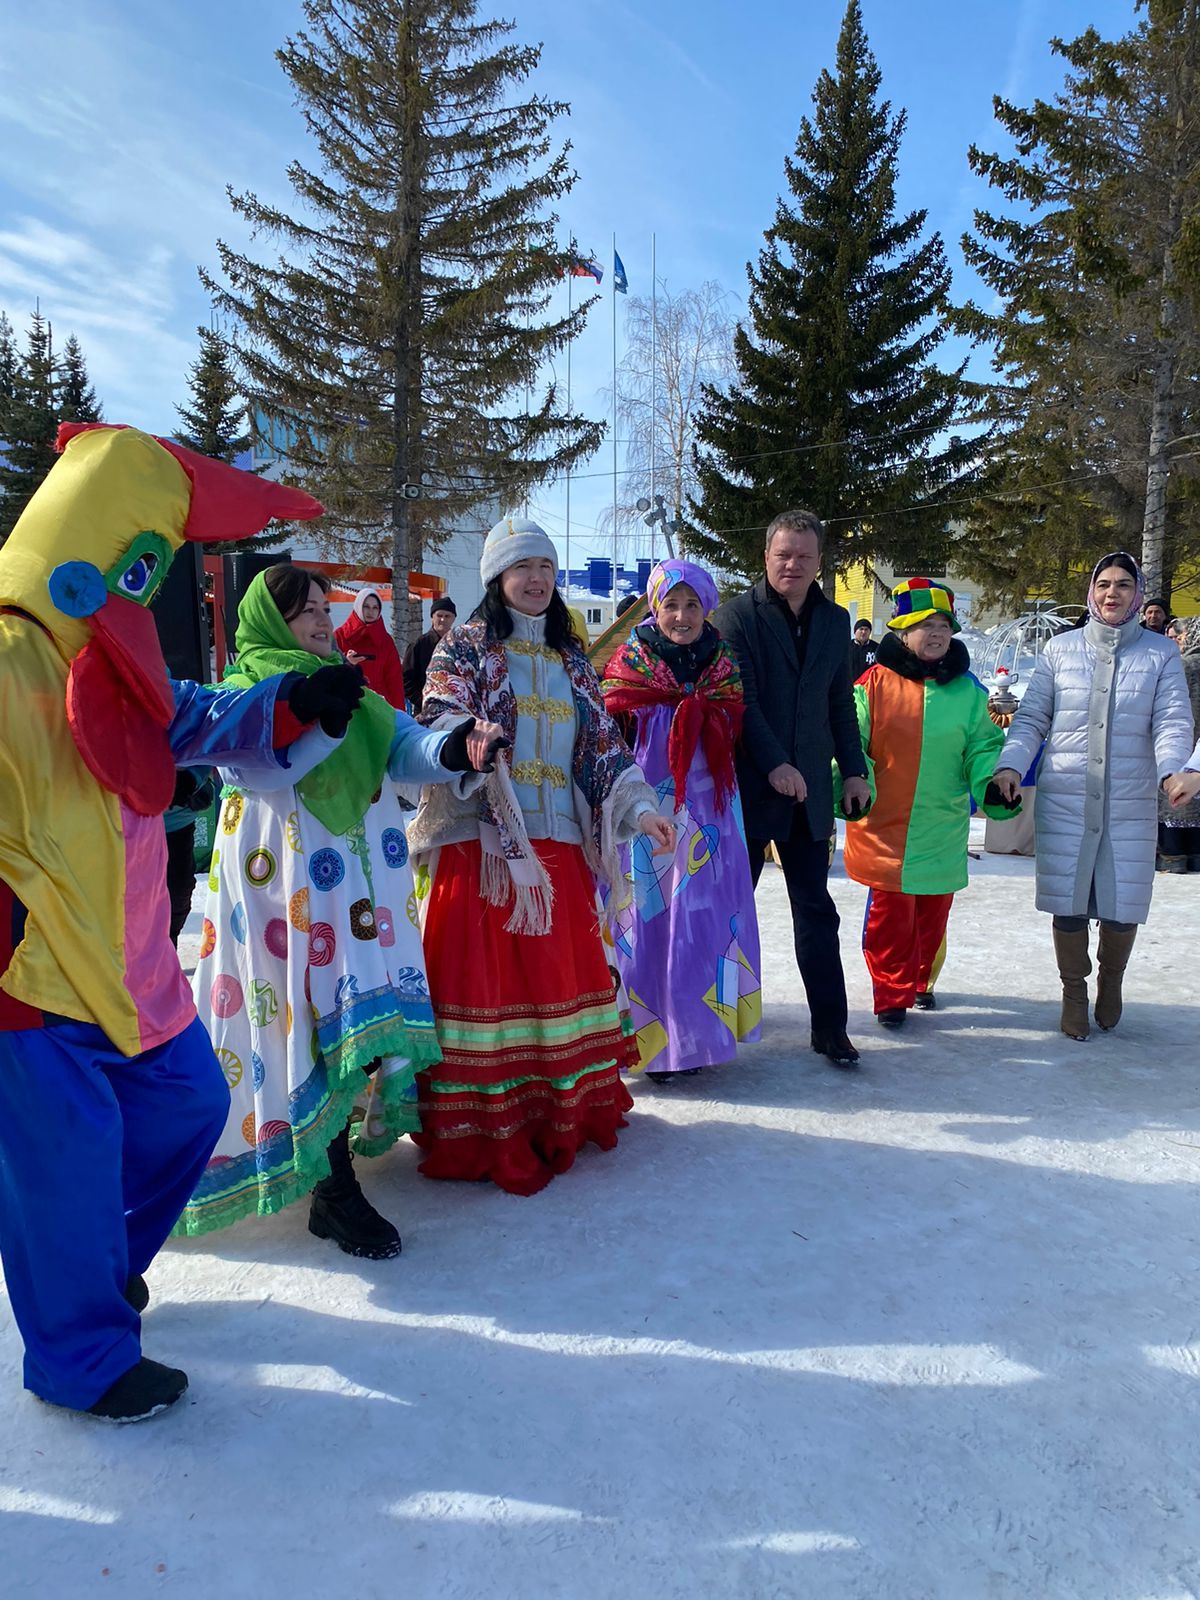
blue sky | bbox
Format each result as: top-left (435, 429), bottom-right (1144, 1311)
top-left (0, 0), bottom-right (1138, 565)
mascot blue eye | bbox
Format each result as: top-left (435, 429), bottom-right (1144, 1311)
top-left (118, 555), bottom-right (158, 596)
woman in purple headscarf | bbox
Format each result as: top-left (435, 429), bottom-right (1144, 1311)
top-left (994, 552), bottom-right (1194, 1041)
top-left (600, 559), bottom-right (762, 1081)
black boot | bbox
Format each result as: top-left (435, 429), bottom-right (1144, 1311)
top-left (84, 1358), bottom-right (188, 1423)
top-left (309, 1123), bottom-right (402, 1260)
top-left (810, 1029), bottom-right (860, 1066)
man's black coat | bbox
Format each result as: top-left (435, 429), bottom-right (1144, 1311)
top-left (715, 579), bottom-right (867, 842)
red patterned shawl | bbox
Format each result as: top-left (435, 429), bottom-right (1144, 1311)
top-left (601, 634), bottom-right (744, 812)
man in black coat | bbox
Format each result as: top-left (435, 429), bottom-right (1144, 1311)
top-left (715, 509), bottom-right (871, 1065)
top-left (849, 618), bottom-right (878, 678)
top-left (402, 595), bottom-right (457, 711)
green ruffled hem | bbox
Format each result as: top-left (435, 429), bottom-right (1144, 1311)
top-left (321, 1015), bottom-right (442, 1084)
top-left (171, 1034), bottom-right (438, 1241)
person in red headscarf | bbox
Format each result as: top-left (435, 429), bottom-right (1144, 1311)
top-left (334, 589), bottom-right (405, 708)
top-left (600, 558), bottom-right (762, 1083)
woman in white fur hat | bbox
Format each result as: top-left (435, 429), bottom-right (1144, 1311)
top-left (408, 518), bottom-right (676, 1195)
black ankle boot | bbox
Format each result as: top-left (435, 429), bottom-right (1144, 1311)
top-left (309, 1123), bottom-right (402, 1260)
top-left (85, 1358), bottom-right (188, 1423)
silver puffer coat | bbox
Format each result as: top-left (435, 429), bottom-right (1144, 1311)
top-left (997, 616), bottom-right (1193, 923)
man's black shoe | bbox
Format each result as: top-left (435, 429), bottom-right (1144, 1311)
top-left (877, 1009), bottom-right (907, 1029)
top-left (811, 1030), bottom-right (860, 1066)
top-left (913, 992), bottom-right (936, 1012)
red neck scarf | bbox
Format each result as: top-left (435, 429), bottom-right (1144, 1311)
top-left (600, 633), bottom-right (744, 812)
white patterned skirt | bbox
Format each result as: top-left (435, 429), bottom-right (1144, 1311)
top-left (174, 782), bottom-right (440, 1237)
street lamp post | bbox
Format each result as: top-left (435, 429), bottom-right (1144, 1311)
top-left (635, 493), bottom-right (682, 561)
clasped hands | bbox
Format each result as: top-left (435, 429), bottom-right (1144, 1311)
top-left (1163, 770), bottom-right (1200, 808)
top-left (994, 767), bottom-right (1200, 810)
top-left (767, 765), bottom-right (870, 816)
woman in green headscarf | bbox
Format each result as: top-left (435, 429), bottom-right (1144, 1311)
top-left (176, 566), bottom-right (503, 1258)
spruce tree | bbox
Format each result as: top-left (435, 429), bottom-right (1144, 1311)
top-left (176, 327), bottom-right (249, 462)
top-left (0, 314), bottom-right (17, 537)
top-left (0, 311), bottom-right (58, 544)
top-left (55, 334), bottom-right (102, 424)
top-left (958, 5), bottom-right (1200, 604)
top-left (689, 0), bottom-right (974, 590)
top-left (206, 0), bottom-right (603, 644)
top-left (0, 313), bottom-right (17, 420)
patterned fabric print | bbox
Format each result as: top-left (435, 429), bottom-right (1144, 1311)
top-left (175, 781), bottom-right (440, 1237)
top-left (605, 715), bottom-right (762, 1074)
top-left (601, 633), bottom-right (744, 814)
top-left (414, 839), bottom-right (636, 1195)
top-left (419, 617), bottom-right (638, 861)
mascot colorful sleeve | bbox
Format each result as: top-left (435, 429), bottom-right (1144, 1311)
top-left (0, 422), bottom-right (337, 1423)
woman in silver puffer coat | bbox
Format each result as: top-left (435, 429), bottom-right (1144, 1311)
top-left (995, 552), bottom-right (1194, 1041)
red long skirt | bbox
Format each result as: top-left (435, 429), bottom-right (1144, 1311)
top-left (413, 839), bottom-right (635, 1195)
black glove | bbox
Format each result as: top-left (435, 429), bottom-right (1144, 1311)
top-left (287, 664), bottom-right (365, 739)
top-left (439, 717), bottom-right (512, 774)
top-left (842, 795), bottom-right (864, 820)
top-left (983, 780), bottom-right (1021, 812)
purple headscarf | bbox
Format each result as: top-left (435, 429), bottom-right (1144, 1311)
top-left (1087, 551), bottom-right (1145, 626)
top-left (646, 558), bottom-right (719, 618)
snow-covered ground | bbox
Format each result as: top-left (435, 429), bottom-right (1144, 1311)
top-left (5, 823), bottom-right (1200, 1600)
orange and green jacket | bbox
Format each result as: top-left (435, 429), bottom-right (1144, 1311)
top-left (842, 634), bottom-right (1012, 895)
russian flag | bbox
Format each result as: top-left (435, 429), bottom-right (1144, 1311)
top-left (566, 254), bottom-right (603, 284)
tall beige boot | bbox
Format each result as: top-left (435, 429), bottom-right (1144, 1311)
top-left (1052, 924), bottom-right (1091, 1041)
top-left (1095, 924), bottom-right (1137, 1032)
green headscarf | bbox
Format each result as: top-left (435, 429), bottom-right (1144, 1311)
top-left (224, 570), bottom-right (396, 836)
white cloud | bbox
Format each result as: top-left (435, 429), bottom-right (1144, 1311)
top-left (0, 6), bottom-right (301, 429)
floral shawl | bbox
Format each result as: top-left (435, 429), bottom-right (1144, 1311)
top-left (601, 631), bottom-right (744, 813)
top-left (411, 617), bottom-right (644, 934)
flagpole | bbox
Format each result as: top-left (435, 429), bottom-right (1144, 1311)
top-left (523, 293), bottom-right (530, 518)
top-left (565, 264), bottom-right (572, 588)
top-left (650, 231), bottom-right (658, 564)
top-left (612, 231), bottom-right (619, 616)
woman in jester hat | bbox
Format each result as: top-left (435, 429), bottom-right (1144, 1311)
top-left (599, 558), bottom-right (762, 1082)
top-left (177, 564), bottom-right (504, 1258)
top-left (843, 578), bottom-right (1020, 1029)
top-left (407, 517), bottom-right (676, 1196)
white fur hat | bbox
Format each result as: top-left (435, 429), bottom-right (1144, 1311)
top-left (480, 516), bottom-right (558, 587)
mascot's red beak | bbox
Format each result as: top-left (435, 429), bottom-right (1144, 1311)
top-left (57, 424), bottom-right (325, 815)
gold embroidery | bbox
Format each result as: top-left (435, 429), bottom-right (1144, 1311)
top-left (511, 758), bottom-right (568, 790)
top-left (515, 694), bottom-right (574, 724)
top-left (505, 638), bottom-right (559, 661)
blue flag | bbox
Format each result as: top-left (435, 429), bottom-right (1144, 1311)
top-left (613, 251), bottom-right (628, 295)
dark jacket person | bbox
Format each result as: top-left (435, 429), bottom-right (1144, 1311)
top-left (849, 622), bottom-right (878, 679)
top-left (402, 596), bottom-right (457, 711)
top-left (715, 508), bottom-right (870, 1066)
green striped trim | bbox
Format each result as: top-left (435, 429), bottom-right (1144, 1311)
top-left (423, 1060), bottom-right (619, 1097)
top-left (434, 1000), bottom-right (619, 1052)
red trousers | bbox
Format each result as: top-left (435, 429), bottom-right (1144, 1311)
top-left (862, 889), bottom-right (954, 1014)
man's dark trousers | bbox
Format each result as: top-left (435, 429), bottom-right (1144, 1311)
top-left (747, 806), bottom-right (847, 1036)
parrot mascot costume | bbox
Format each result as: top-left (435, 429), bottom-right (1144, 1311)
top-left (0, 422), bottom-right (359, 1422)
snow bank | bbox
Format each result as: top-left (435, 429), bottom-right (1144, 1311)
top-left (4, 828), bottom-right (1200, 1599)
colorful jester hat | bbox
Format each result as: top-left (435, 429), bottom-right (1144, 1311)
top-left (0, 423), bottom-right (323, 815)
